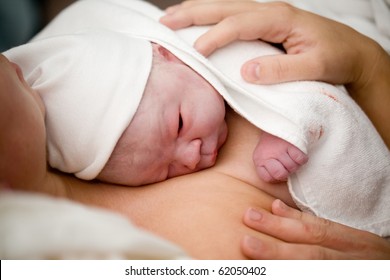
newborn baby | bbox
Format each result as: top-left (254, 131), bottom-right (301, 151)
top-left (97, 42), bottom-right (229, 186)
top-left (4, 31), bottom-right (306, 186)
top-left (4, 0), bottom-right (390, 237)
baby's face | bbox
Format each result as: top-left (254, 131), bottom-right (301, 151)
top-left (98, 45), bottom-right (227, 186)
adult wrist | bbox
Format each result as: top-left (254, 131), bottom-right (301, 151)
top-left (346, 38), bottom-right (389, 98)
top-left (347, 39), bottom-right (390, 148)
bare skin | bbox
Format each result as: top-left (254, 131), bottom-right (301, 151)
top-left (36, 108), bottom-right (390, 259)
top-left (44, 108), bottom-right (287, 259)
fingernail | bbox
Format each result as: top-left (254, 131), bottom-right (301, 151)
top-left (276, 199), bottom-right (287, 210)
top-left (244, 235), bottom-right (261, 251)
top-left (165, 5), bottom-right (180, 14)
top-left (243, 62), bottom-right (260, 82)
top-left (164, 8), bottom-right (174, 15)
top-left (194, 41), bottom-right (209, 56)
top-left (248, 208), bottom-right (262, 221)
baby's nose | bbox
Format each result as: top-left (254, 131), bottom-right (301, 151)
top-left (177, 139), bottom-right (202, 170)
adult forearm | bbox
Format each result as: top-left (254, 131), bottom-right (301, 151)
top-left (347, 42), bottom-right (390, 148)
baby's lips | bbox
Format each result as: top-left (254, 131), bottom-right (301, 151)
top-left (200, 149), bottom-right (218, 168)
top-left (218, 124), bottom-right (229, 150)
top-left (211, 149), bottom-right (218, 163)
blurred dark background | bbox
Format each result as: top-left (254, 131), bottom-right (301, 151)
top-left (0, 0), bottom-right (182, 52)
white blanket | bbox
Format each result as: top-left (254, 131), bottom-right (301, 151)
top-left (257, 0), bottom-right (390, 53)
top-left (0, 191), bottom-right (189, 259)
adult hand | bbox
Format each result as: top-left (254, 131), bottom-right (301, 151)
top-left (241, 199), bottom-right (390, 259)
top-left (160, 0), bottom-right (380, 87)
top-left (161, 0), bottom-right (390, 148)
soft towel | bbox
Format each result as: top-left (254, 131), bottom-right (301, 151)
top-left (257, 0), bottom-right (390, 53)
top-left (8, 0), bottom-right (390, 237)
top-left (0, 191), bottom-right (189, 259)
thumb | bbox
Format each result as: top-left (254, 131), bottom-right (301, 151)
top-left (241, 53), bottom-right (319, 84)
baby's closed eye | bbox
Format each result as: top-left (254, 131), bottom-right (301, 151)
top-left (178, 113), bottom-right (183, 134)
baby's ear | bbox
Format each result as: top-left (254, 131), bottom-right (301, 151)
top-left (154, 43), bottom-right (183, 64)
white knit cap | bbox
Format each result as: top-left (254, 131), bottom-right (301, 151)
top-left (5, 30), bottom-right (153, 179)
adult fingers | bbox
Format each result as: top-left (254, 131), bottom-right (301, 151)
top-left (243, 204), bottom-right (358, 251)
top-left (243, 202), bottom-right (390, 259)
top-left (160, 1), bottom-right (258, 30)
top-left (241, 235), bottom-right (351, 260)
top-left (240, 52), bottom-right (325, 84)
top-left (244, 200), bottom-right (390, 258)
top-left (161, 2), bottom-right (327, 84)
top-left (193, 10), bottom-right (295, 56)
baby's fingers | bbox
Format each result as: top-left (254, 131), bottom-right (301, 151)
top-left (255, 159), bottom-right (290, 183)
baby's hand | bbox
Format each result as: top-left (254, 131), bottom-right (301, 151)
top-left (253, 132), bottom-right (308, 183)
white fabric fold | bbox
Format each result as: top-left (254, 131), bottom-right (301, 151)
top-left (256, 0), bottom-right (390, 53)
top-left (0, 192), bottom-right (189, 259)
top-left (5, 29), bottom-right (152, 180)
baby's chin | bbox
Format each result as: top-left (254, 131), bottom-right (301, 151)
top-left (97, 152), bottom-right (225, 186)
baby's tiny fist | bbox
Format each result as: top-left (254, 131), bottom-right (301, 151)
top-left (253, 132), bottom-right (308, 183)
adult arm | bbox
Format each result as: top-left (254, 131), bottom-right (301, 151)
top-left (161, 1), bottom-right (390, 259)
top-left (160, 0), bottom-right (390, 148)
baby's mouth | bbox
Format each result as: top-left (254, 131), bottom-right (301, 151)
top-left (217, 124), bottom-right (229, 150)
top-left (200, 148), bottom-right (219, 168)
top-left (208, 149), bottom-right (218, 164)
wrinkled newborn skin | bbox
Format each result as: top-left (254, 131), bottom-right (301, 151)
top-left (98, 43), bottom-right (307, 188)
top-left (97, 44), bottom-right (228, 186)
